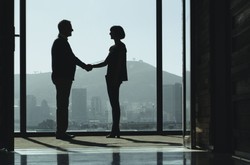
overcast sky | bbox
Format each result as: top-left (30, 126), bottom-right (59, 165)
top-left (15, 0), bottom-right (183, 76)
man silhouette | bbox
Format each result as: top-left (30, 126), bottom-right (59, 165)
top-left (51, 19), bottom-right (91, 140)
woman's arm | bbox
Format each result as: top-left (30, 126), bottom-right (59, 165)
top-left (92, 55), bottom-right (109, 68)
top-left (92, 61), bottom-right (107, 68)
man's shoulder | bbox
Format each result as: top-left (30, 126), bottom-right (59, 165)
top-left (52, 37), bottom-right (67, 47)
top-left (54, 37), bottom-right (66, 43)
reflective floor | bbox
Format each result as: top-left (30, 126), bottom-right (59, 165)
top-left (1, 136), bottom-right (249, 165)
top-left (1, 147), bottom-right (249, 165)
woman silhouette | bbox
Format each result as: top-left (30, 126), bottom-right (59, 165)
top-left (91, 26), bottom-right (128, 138)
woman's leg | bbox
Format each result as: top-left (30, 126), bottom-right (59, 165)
top-left (106, 79), bottom-right (121, 135)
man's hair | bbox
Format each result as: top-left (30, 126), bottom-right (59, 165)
top-left (110, 26), bottom-right (125, 39)
top-left (58, 19), bottom-right (71, 33)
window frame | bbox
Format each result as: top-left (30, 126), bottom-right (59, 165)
top-left (15, 0), bottom-right (187, 137)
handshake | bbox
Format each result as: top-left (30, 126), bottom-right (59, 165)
top-left (85, 64), bottom-right (93, 72)
top-left (82, 61), bottom-right (104, 72)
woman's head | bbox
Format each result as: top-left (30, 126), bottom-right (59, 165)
top-left (110, 26), bottom-right (125, 40)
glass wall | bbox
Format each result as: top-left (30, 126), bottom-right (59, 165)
top-left (162, 0), bottom-right (183, 131)
top-left (184, 0), bottom-right (192, 147)
top-left (14, 0), bottom-right (20, 132)
top-left (26, 0), bottom-right (156, 132)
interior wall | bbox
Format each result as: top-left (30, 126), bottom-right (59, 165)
top-left (193, 0), bottom-right (250, 157)
top-left (192, 0), bottom-right (212, 149)
top-left (230, 0), bottom-right (250, 159)
top-left (0, 0), bottom-right (15, 151)
top-left (192, 0), bottom-right (232, 152)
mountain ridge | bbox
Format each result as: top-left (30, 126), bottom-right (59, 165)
top-left (14, 61), bottom-right (182, 106)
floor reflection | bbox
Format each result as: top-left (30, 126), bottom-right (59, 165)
top-left (57, 154), bottom-right (69, 165)
top-left (111, 152), bottom-right (120, 165)
top-left (1, 147), bottom-right (249, 165)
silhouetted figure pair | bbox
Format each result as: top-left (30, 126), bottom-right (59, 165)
top-left (51, 20), bottom-right (91, 140)
top-left (51, 19), bottom-right (127, 139)
top-left (90, 26), bottom-right (128, 138)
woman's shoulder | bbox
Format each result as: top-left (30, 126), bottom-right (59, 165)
top-left (116, 42), bottom-right (126, 51)
top-left (109, 42), bottom-right (126, 52)
top-left (118, 41), bottom-right (126, 47)
top-left (109, 45), bottom-right (116, 51)
top-left (119, 42), bottom-right (126, 52)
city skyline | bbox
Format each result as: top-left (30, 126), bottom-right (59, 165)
top-left (15, 82), bottom-right (182, 132)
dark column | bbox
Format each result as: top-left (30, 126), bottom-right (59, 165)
top-left (210, 0), bottom-right (231, 153)
top-left (0, 0), bottom-right (15, 151)
top-left (156, 0), bottom-right (163, 133)
top-left (20, 0), bottom-right (27, 135)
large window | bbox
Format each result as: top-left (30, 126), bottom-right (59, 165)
top-left (162, 0), bottom-right (183, 131)
top-left (14, 0), bottom-right (189, 134)
top-left (25, 0), bottom-right (156, 132)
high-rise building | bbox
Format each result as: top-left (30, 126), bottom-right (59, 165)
top-left (91, 96), bottom-right (103, 122)
top-left (26, 95), bottom-right (51, 129)
top-left (71, 88), bottom-right (88, 124)
top-left (91, 97), bottom-right (102, 114)
top-left (174, 83), bottom-right (182, 123)
top-left (27, 95), bottom-right (38, 127)
top-left (163, 83), bottom-right (182, 126)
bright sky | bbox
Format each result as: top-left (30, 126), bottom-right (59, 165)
top-left (15, 0), bottom-right (183, 76)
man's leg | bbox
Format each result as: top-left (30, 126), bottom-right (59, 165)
top-left (55, 80), bottom-right (72, 137)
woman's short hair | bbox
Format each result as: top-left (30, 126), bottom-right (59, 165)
top-left (110, 26), bottom-right (125, 39)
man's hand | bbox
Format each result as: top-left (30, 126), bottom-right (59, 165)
top-left (85, 64), bottom-right (92, 72)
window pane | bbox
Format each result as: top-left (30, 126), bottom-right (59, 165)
top-left (14, 38), bottom-right (20, 132)
top-left (184, 0), bottom-right (192, 147)
top-left (14, 0), bottom-right (20, 132)
top-left (26, 0), bottom-right (156, 132)
top-left (163, 0), bottom-right (183, 131)
top-left (185, 0), bottom-right (191, 131)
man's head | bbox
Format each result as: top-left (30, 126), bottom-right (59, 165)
top-left (58, 20), bottom-right (73, 37)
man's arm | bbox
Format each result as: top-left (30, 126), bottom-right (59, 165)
top-left (74, 57), bottom-right (92, 71)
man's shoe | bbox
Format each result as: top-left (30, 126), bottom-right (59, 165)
top-left (106, 133), bottom-right (120, 138)
top-left (56, 133), bottom-right (75, 140)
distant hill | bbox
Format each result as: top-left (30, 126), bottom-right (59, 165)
top-left (14, 61), bottom-right (182, 106)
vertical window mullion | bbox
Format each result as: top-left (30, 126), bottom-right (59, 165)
top-left (182, 0), bottom-right (187, 141)
top-left (157, 0), bottom-right (163, 133)
top-left (20, 0), bottom-right (26, 135)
